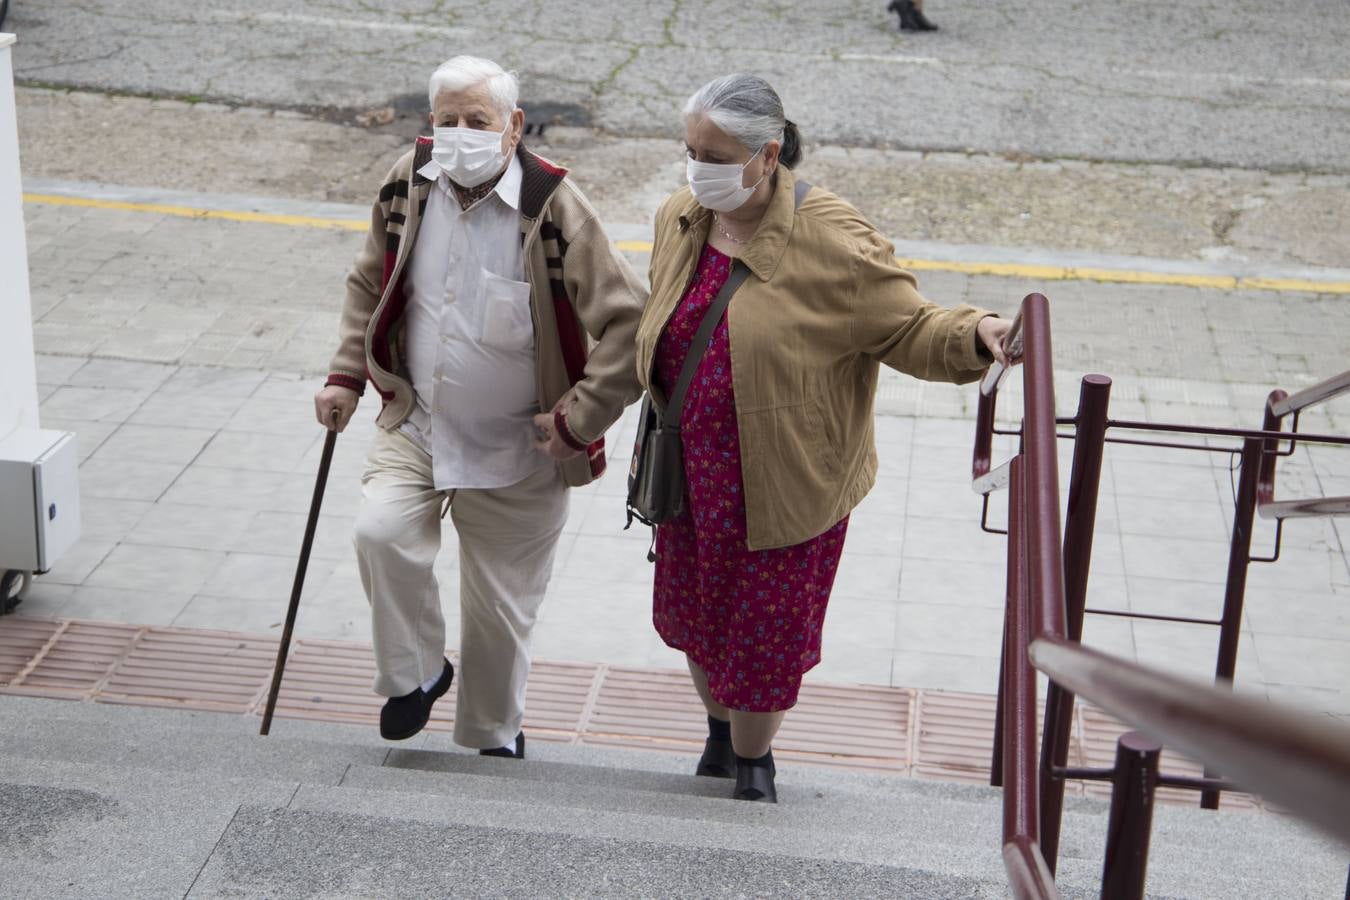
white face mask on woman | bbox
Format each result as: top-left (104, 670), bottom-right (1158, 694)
top-left (686, 146), bottom-right (765, 212)
top-left (431, 125), bottom-right (511, 187)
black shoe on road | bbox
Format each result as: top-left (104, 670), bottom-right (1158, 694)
top-left (379, 658), bottom-right (454, 741)
top-left (887, 0), bottom-right (939, 31)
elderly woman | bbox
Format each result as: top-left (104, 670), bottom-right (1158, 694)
top-left (634, 74), bottom-right (1011, 803)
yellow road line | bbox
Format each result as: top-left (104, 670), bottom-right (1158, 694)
top-left (23, 192), bottom-right (368, 232)
top-left (27, 193), bottom-right (1350, 294)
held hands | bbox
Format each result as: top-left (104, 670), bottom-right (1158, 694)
top-left (314, 385), bottom-right (359, 432)
top-left (533, 395), bottom-right (583, 461)
top-left (976, 316), bottom-right (1018, 369)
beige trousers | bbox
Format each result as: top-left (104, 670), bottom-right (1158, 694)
top-left (353, 427), bottom-right (568, 749)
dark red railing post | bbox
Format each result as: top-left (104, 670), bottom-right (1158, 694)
top-left (979, 351), bottom-right (1005, 789)
top-left (1204, 434), bottom-right (1265, 808)
top-left (1257, 391), bottom-right (1288, 498)
top-left (989, 395), bottom-right (1013, 788)
top-left (1020, 295), bottom-right (1067, 643)
top-left (1039, 375), bottom-right (1112, 872)
top-left (992, 638), bottom-right (1007, 787)
top-left (1003, 456), bottom-right (1040, 855)
top-left (1101, 732), bottom-right (1161, 900)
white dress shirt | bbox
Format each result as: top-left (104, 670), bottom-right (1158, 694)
top-left (400, 154), bottom-right (550, 490)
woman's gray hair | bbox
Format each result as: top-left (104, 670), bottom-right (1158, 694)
top-left (684, 73), bottom-right (802, 168)
top-left (428, 55), bottom-right (519, 117)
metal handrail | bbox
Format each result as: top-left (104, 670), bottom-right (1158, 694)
top-left (986, 293), bottom-right (1350, 899)
top-left (998, 295), bottom-right (1065, 899)
top-left (1030, 636), bottom-right (1350, 847)
top-left (1268, 369), bottom-right (1350, 418)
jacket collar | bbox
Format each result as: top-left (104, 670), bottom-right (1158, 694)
top-left (410, 138), bottom-right (567, 220)
top-left (415, 153), bottom-right (524, 211)
top-left (676, 165), bottom-right (799, 281)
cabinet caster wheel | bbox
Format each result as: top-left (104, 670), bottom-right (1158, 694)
top-left (1, 569), bottom-right (30, 615)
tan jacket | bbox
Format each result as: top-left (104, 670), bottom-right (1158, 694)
top-left (327, 140), bottom-right (647, 487)
top-left (636, 167), bottom-right (993, 549)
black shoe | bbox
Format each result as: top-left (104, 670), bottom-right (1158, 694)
top-left (910, 6), bottom-right (938, 30)
top-left (479, 731), bottom-right (525, 759)
top-left (733, 759), bottom-right (778, 803)
top-left (379, 658), bottom-right (453, 741)
top-left (887, 0), bottom-right (938, 31)
top-left (696, 737), bottom-right (736, 778)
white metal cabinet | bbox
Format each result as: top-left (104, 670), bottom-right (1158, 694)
top-left (0, 427), bottom-right (81, 573)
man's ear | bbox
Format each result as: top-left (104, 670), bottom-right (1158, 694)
top-left (510, 107), bottom-right (526, 145)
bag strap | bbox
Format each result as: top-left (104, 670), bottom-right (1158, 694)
top-left (665, 263), bottom-right (750, 421)
top-left (794, 178), bottom-right (812, 207)
top-left (663, 179), bottom-right (812, 422)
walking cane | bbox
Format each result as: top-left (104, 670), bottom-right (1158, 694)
top-left (260, 409), bottom-right (340, 735)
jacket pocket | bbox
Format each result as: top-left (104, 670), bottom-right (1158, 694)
top-left (805, 394), bottom-right (843, 477)
top-left (480, 271), bottom-right (535, 352)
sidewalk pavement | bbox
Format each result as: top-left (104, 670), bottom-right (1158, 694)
top-left (12, 182), bottom-right (1350, 716)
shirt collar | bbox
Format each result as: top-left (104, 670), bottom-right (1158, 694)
top-left (416, 153), bottom-right (524, 211)
top-left (493, 153), bottom-right (523, 211)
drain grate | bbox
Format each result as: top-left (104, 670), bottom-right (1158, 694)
top-left (0, 615), bottom-right (1270, 807)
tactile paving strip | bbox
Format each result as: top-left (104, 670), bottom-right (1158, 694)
top-left (0, 615), bottom-right (1269, 809)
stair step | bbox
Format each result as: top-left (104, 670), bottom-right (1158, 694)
top-left (189, 800), bottom-right (1007, 899)
top-left (0, 755), bottom-right (297, 899)
top-left (2, 696), bottom-right (1344, 898)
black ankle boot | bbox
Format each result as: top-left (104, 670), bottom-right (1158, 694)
top-left (887, 0), bottom-right (938, 31)
top-left (696, 716), bottom-right (735, 778)
top-left (697, 737), bottom-right (735, 778)
top-left (733, 750), bottom-right (777, 803)
top-left (910, 4), bottom-right (939, 30)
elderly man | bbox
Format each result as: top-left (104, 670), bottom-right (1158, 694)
top-left (314, 56), bottom-right (645, 757)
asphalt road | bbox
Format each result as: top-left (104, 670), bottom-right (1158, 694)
top-left (7, 0), bottom-right (1350, 171)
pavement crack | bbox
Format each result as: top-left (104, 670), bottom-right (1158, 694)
top-left (15, 44), bottom-right (128, 76)
top-left (182, 803), bottom-right (241, 899)
top-left (1212, 208), bottom-right (1242, 244)
top-left (661, 0), bottom-right (684, 47)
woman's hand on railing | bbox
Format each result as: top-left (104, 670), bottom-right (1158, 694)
top-left (978, 315), bottom-right (1017, 368)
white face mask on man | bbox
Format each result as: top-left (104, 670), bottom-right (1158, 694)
top-left (431, 124), bottom-right (511, 187)
top-left (686, 146), bottom-right (766, 212)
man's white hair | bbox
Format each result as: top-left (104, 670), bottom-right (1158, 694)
top-left (427, 56), bottom-right (519, 117)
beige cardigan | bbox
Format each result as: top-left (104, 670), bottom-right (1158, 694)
top-left (327, 140), bottom-right (647, 487)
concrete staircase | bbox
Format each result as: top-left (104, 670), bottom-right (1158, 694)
top-left (0, 696), bottom-right (1344, 898)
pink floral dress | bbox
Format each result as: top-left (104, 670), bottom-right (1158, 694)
top-left (652, 244), bottom-right (849, 713)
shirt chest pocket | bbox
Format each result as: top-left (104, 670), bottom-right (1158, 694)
top-left (480, 270), bottom-right (535, 352)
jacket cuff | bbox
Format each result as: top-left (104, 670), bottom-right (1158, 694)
top-left (554, 408), bottom-right (589, 452)
top-left (973, 313), bottom-right (997, 363)
top-left (951, 307), bottom-right (996, 372)
top-left (326, 373), bottom-right (366, 395)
